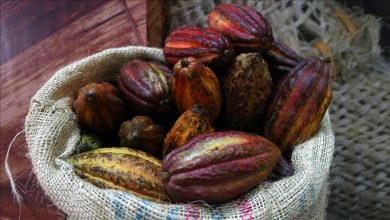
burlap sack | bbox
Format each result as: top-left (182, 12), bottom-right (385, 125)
top-left (25, 46), bottom-right (335, 219)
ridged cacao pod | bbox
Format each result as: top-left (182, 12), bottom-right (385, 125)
top-left (161, 131), bottom-right (281, 204)
top-left (222, 53), bottom-right (272, 131)
top-left (119, 116), bottom-right (165, 158)
top-left (73, 82), bottom-right (128, 136)
top-left (264, 40), bottom-right (304, 82)
top-left (149, 61), bottom-right (174, 85)
top-left (163, 27), bottom-right (235, 67)
top-left (172, 58), bottom-right (222, 122)
top-left (163, 104), bottom-right (214, 156)
top-left (261, 57), bottom-right (333, 153)
top-left (208, 3), bottom-right (274, 54)
top-left (67, 147), bottom-right (169, 203)
top-left (117, 60), bottom-right (173, 115)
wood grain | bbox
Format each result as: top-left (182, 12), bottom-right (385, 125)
top-left (147, 0), bottom-right (168, 47)
top-left (0, 175), bottom-right (64, 220)
top-left (0, 0), bottom-right (106, 64)
top-left (0, 0), bottom-right (165, 219)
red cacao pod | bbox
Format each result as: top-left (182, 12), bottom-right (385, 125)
top-left (172, 58), bottom-right (222, 122)
top-left (264, 40), bottom-right (304, 83)
top-left (149, 61), bottom-right (174, 85)
top-left (161, 131), bottom-right (281, 204)
top-left (117, 60), bottom-right (173, 115)
top-left (208, 3), bottom-right (274, 54)
top-left (261, 57), bottom-right (333, 153)
top-left (163, 27), bottom-right (235, 67)
top-left (265, 40), bottom-right (304, 68)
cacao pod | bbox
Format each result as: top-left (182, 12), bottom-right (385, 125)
top-left (73, 82), bottom-right (128, 137)
top-left (172, 58), bottom-right (222, 122)
top-left (119, 116), bottom-right (165, 158)
top-left (264, 40), bottom-right (304, 82)
top-left (222, 53), bottom-right (272, 131)
top-left (269, 156), bottom-right (294, 181)
top-left (117, 60), bottom-right (173, 115)
top-left (67, 147), bottom-right (169, 203)
top-left (163, 104), bottom-right (214, 156)
top-left (163, 27), bottom-right (235, 67)
top-left (208, 3), bottom-right (274, 54)
top-left (149, 61), bottom-right (174, 85)
top-left (261, 57), bottom-right (333, 153)
top-left (161, 131), bottom-right (281, 204)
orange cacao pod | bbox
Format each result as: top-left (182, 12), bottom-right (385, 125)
top-left (208, 3), bottom-right (274, 54)
top-left (261, 57), bottom-right (333, 153)
top-left (163, 104), bottom-right (214, 156)
top-left (163, 27), bottom-right (235, 67)
top-left (172, 58), bottom-right (222, 122)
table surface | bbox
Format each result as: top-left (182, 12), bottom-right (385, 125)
top-left (0, 0), bottom-right (165, 219)
top-left (2, 1), bottom-right (389, 219)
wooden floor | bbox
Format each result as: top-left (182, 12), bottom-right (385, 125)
top-left (0, 0), bottom-right (165, 219)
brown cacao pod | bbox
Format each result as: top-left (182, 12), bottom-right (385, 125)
top-left (222, 53), bottom-right (272, 131)
top-left (73, 82), bottom-right (128, 136)
top-left (119, 116), bottom-right (165, 158)
top-left (172, 58), bottom-right (222, 122)
top-left (163, 27), bottom-right (235, 67)
top-left (208, 3), bottom-right (274, 54)
top-left (261, 57), bottom-right (333, 153)
top-left (161, 131), bottom-right (281, 204)
top-left (117, 60), bottom-right (173, 115)
top-left (67, 147), bottom-right (169, 203)
top-left (163, 104), bottom-right (214, 156)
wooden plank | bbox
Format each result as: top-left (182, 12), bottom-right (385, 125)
top-left (0, 0), bottom-right (106, 64)
top-left (147, 0), bottom-right (168, 47)
top-left (0, 175), bottom-right (64, 219)
top-left (0, 0), bottom-right (147, 183)
top-left (0, 0), bottom-right (165, 218)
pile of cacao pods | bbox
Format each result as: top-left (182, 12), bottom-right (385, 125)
top-left (68, 3), bottom-right (332, 205)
